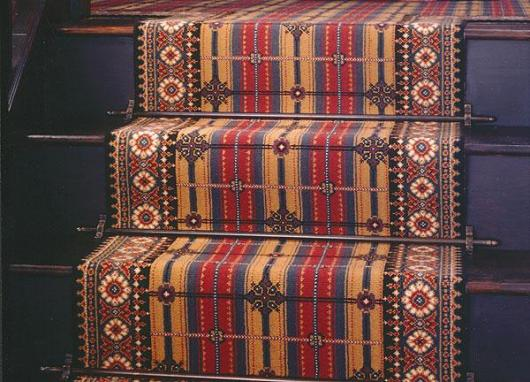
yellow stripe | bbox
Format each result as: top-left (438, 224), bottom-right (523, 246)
top-left (376, 122), bottom-right (393, 236)
top-left (383, 25), bottom-right (396, 114)
top-left (363, 26), bottom-right (380, 115)
top-left (268, 240), bottom-right (301, 375)
top-left (280, 28), bottom-right (296, 113)
top-left (369, 243), bottom-right (389, 370)
top-left (354, 122), bottom-right (375, 235)
top-left (262, 126), bottom-right (283, 230)
top-left (283, 121), bottom-right (311, 231)
top-left (244, 239), bottom-right (279, 375)
top-left (216, 24), bottom-right (233, 112)
top-left (299, 28), bottom-right (315, 114)
top-left (200, 25), bottom-right (213, 112)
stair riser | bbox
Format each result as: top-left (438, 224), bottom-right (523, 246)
top-left (45, 36), bottom-right (530, 126)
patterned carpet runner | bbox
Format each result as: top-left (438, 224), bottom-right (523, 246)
top-left (74, 1), bottom-right (484, 381)
top-left (78, 236), bottom-right (463, 381)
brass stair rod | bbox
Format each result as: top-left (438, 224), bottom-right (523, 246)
top-left (41, 365), bottom-right (368, 382)
top-left (107, 109), bottom-right (496, 124)
top-left (76, 225), bottom-right (499, 248)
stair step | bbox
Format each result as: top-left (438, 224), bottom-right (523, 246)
top-left (26, 125), bottom-right (530, 156)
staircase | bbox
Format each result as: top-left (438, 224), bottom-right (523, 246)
top-left (4, 1), bottom-right (530, 382)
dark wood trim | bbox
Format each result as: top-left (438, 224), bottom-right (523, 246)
top-left (465, 22), bottom-right (530, 40)
top-left (27, 134), bottom-right (105, 144)
top-left (55, 17), bottom-right (137, 36)
top-left (57, 24), bottom-right (134, 36)
top-left (9, 264), bottom-right (73, 275)
top-left (466, 281), bottom-right (530, 296)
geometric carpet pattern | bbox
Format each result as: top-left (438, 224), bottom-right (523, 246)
top-left (78, 236), bottom-right (463, 381)
top-left (110, 118), bottom-right (463, 239)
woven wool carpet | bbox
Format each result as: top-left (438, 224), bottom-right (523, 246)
top-left (109, 118), bottom-right (463, 239)
top-left (78, 236), bottom-right (463, 381)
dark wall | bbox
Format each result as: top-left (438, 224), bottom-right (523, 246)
top-left (466, 40), bottom-right (530, 127)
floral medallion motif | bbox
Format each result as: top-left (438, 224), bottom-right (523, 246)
top-left (411, 79), bottom-right (441, 108)
top-left (102, 354), bottom-right (132, 370)
top-left (414, 47), bottom-right (437, 69)
top-left (98, 271), bottom-right (131, 307)
top-left (290, 85), bottom-right (306, 102)
top-left (159, 45), bottom-right (182, 66)
top-left (157, 283), bottom-right (176, 305)
top-left (366, 216), bottom-right (384, 233)
top-left (132, 170), bottom-right (157, 193)
top-left (245, 277), bottom-right (285, 315)
top-left (157, 76), bottom-right (186, 104)
top-left (354, 134), bottom-right (390, 167)
top-left (406, 329), bottom-right (434, 354)
top-left (410, 177), bottom-right (435, 200)
top-left (356, 290), bottom-right (376, 312)
top-left (175, 134), bottom-right (210, 162)
top-left (365, 80), bottom-right (396, 112)
top-left (406, 137), bottom-right (438, 165)
top-left (201, 77), bottom-right (233, 109)
top-left (129, 131), bottom-right (160, 159)
top-left (160, 20), bottom-right (186, 34)
top-left (412, 23), bottom-right (438, 36)
top-left (407, 210), bottom-right (439, 237)
top-left (402, 280), bottom-right (438, 318)
top-left (265, 208), bottom-right (301, 233)
top-left (404, 366), bottom-right (436, 382)
top-left (351, 366), bottom-right (384, 382)
top-left (103, 318), bottom-right (129, 342)
top-left (132, 204), bottom-right (161, 229)
top-left (272, 137), bottom-right (290, 157)
top-left (185, 212), bottom-right (202, 229)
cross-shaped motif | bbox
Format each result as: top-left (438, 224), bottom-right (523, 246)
top-left (353, 134), bottom-right (390, 168)
top-left (365, 80), bottom-right (396, 113)
top-left (175, 134), bottom-right (210, 162)
top-left (351, 366), bottom-right (384, 382)
top-left (200, 77), bottom-right (233, 109)
top-left (265, 208), bottom-right (302, 233)
top-left (245, 276), bottom-right (285, 315)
